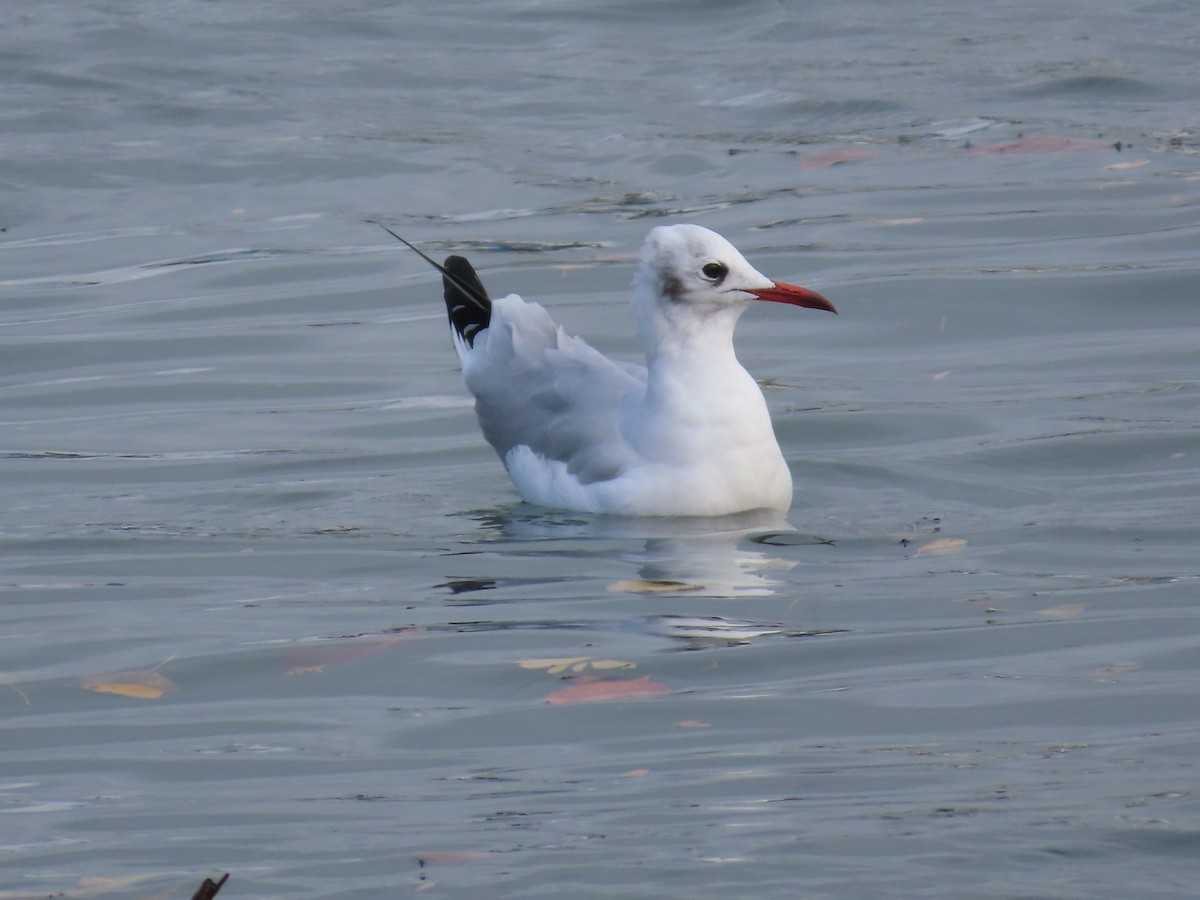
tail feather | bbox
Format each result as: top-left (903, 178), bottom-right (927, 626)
top-left (443, 256), bottom-right (491, 348)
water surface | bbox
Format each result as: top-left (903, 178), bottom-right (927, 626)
top-left (2, 1), bottom-right (1199, 897)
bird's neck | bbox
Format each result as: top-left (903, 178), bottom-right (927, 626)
top-left (634, 290), bottom-right (746, 370)
top-left (629, 283), bottom-right (774, 459)
top-left (635, 298), bottom-right (769, 442)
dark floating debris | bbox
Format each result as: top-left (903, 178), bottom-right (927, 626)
top-left (191, 872), bottom-right (230, 900)
top-left (750, 531), bottom-right (836, 547)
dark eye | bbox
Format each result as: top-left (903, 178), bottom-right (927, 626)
top-left (701, 262), bottom-right (728, 282)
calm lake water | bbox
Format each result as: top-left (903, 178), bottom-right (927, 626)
top-left (2, 1), bottom-right (1199, 897)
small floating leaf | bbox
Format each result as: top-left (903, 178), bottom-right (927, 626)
top-left (519, 657), bottom-right (588, 674)
top-left (283, 628), bottom-right (420, 675)
top-left (914, 538), bottom-right (968, 557)
top-left (607, 579), bottom-right (703, 594)
top-left (80, 670), bottom-right (178, 700)
top-left (41, 873), bottom-right (167, 897)
top-left (519, 657), bottom-right (635, 675)
top-left (589, 659), bottom-right (637, 671)
top-left (1038, 602), bottom-right (1086, 619)
top-left (546, 676), bottom-right (669, 706)
top-left (88, 683), bottom-right (162, 700)
top-left (1093, 663), bottom-right (1139, 676)
top-left (802, 149), bottom-right (879, 170)
top-left (968, 134), bottom-right (1112, 155)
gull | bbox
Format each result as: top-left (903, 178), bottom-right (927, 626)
top-left (390, 223), bottom-right (836, 516)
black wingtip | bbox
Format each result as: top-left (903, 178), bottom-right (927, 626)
top-left (372, 223), bottom-right (493, 346)
top-left (442, 255), bottom-right (491, 347)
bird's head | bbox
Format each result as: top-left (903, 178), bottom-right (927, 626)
top-left (631, 224), bottom-right (835, 358)
top-left (637, 224), bottom-right (835, 314)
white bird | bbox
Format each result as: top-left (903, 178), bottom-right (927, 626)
top-left (399, 223), bottom-right (836, 516)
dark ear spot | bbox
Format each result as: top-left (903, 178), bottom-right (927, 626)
top-left (661, 275), bottom-right (684, 302)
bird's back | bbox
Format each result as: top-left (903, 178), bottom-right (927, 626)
top-left (443, 257), bottom-right (646, 491)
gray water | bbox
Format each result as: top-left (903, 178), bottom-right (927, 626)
top-left (2, 1), bottom-right (1199, 897)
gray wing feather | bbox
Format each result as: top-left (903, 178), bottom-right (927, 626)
top-left (462, 295), bottom-right (645, 484)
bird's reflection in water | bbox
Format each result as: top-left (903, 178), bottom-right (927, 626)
top-left (462, 504), bottom-right (823, 598)
top-left (445, 504), bottom-right (843, 648)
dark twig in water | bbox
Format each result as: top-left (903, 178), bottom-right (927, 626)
top-left (191, 872), bottom-right (230, 900)
top-left (372, 222), bottom-right (490, 313)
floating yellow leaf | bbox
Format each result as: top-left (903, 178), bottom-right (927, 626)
top-left (1038, 603), bottom-right (1085, 619)
top-left (914, 538), bottom-right (967, 557)
top-left (589, 659), bottom-right (636, 671)
top-left (89, 683), bottom-right (163, 699)
top-left (519, 657), bottom-right (587, 674)
top-left (607, 579), bottom-right (703, 594)
top-left (519, 657), bottom-right (635, 675)
top-left (80, 670), bottom-right (178, 700)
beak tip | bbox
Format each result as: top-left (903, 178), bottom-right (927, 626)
top-left (751, 280), bottom-right (837, 314)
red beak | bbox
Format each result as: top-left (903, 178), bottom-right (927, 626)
top-left (749, 281), bottom-right (837, 314)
